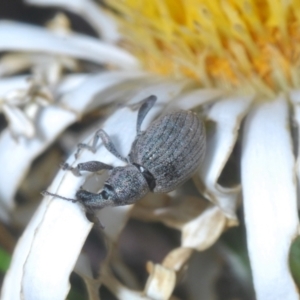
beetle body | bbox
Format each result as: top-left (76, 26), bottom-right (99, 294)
top-left (44, 96), bottom-right (206, 210)
top-left (129, 110), bottom-right (205, 193)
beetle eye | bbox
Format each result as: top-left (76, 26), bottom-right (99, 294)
top-left (102, 184), bottom-right (114, 199)
top-left (101, 190), bottom-right (109, 200)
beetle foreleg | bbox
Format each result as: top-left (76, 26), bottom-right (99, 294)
top-left (136, 95), bottom-right (157, 134)
top-left (61, 161), bottom-right (113, 176)
top-left (75, 129), bottom-right (127, 163)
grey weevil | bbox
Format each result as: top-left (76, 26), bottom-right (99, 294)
top-left (43, 96), bottom-right (206, 210)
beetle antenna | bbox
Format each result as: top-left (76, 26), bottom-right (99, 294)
top-left (41, 190), bottom-right (78, 203)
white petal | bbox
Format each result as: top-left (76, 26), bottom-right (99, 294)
top-left (55, 73), bottom-right (88, 95)
top-left (0, 76), bottom-right (29, 95)
top-left (25, 0), bottom-right (120, 43)
top-left (2, 104), bottom-right (35, 138)
top-left (241, 95), bottom-right (299, 300)
top-left (174, 88), bottom-right (223, 110)
top-left (61, 70), bottom-right (149, 113)
top-left (199, 95), bottom-right (253, 219)
top-left (0, 21), bottom-right (138, 69)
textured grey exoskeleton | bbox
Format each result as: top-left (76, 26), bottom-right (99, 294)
top-left (44, 96), bottom-right (206, 209)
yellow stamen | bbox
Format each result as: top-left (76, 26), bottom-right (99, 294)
top-left (107, 0), bottom-right (300, 96)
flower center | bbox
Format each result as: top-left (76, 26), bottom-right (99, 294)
top-left (107, 0), bottom-right (300, 97)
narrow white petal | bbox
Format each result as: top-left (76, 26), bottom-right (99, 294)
top-left (2, 104), bottom-right (35, 138)
top-left (241, 95), bottom-right (299, 300)
top-left (0, 21), bottom-right (138, 69)
top-left (55, 73), bottom-right (88, 95)
top-left (199, 95), bottom-right (253, 219)
top-left (25, 0), bottom-right (120, 42)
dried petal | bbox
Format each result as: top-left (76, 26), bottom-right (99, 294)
top-left (145, 262), bottom-right (176, 300)
top-left (181, 206), bottom-right (227, 251)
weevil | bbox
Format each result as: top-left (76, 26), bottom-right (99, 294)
top-left (43, 96), bottom-right (206, 210)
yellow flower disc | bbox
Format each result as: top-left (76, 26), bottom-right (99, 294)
top-left (107, 0), bottom-right (300, 97)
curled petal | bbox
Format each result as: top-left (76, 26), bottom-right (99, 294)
top-left (145, 262), bottom-right (176, 300)
top-left (199, 95), bottom-right (253, 219)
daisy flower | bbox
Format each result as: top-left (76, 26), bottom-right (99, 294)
top-left (1, 1), bottom-right (299, 300)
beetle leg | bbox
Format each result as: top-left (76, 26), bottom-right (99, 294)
top-left (41, 190), bottom-right (78, 202)
top-left (75, 131), bottom-right (102, 158)
top-left (75, 129), bottom-right (127, 162)
top-left (136, 95), bottom-right (157, 134)
top-left (96, 129), bottom-right (128, 162)
top-left (61, 161), bottom-right (113, 176)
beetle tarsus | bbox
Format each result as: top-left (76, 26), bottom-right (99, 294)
top-left (60, 162), bottom-right (81, 176)
top-left (41, 190), bottom-right (78, 203)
